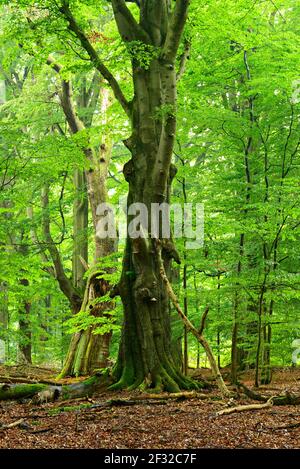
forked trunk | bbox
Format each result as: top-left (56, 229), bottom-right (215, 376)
top-left (60, 273), bottom-right (113, 377)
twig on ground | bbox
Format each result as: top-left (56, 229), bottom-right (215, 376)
top-left (215, 397), bottom-right (274, 416)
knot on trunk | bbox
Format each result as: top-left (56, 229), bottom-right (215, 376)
top-left (169, 164), bottom-right (178, 183)
top-left (123, 136), bottom-right (133, 151)
top-left (136, 287), bottom-right (157, 303)
top-left (123, 159), bottom-right (134, 182)
top-left (162, 239), bottom-right (181, 264)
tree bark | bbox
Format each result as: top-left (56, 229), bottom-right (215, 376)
top-left (72, 169), bottom-right (88, 294)
top-left (45, 60), bottom-right (116, 377)
top-left (0, 374), bottom-right (110, 402)
top-left (18, 277), bottom-right (32, 364)
top-left (61, 0), bottom-right (192, 391)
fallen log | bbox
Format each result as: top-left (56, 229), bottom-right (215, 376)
top-left (0, 374), bottom-right (111, 403)
top-left (27, 427), bottom-right (53, 434)
top-left (0, 383), bottom-right (48, 401)
top-left (215, 398), bottom-right (273, 416)
top-left (0, 376), bottom-right (39, 385)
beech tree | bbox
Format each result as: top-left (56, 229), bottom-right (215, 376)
top-left (51, 0), bottom-right (193, 391)
top-left (2, 0), bottom-right (300, 396)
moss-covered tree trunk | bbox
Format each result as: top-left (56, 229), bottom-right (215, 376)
top-left (60, 271), bottom-right (114, 377)
top-left (106, 0), bottom-right (193, 392)
top-left (112, 236), bottom-right (194, 392)
top-left (0, 374), bottom-right (109, 402)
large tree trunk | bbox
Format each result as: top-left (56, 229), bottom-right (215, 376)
top-left (60, 0), bottom-right (191, 389)
top-left (60, 270), bottom-right (114, 377)
top-left (113, 237), bottom-right (195, 392)
top-left (110, 3), bottom-right (192, 391)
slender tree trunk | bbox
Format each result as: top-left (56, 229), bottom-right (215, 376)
top-left (180, 156), bottom-right (188, 375)
top-left (0, 283), bottom-right (8, 363)
top-left (18, 278), bottom-right (32, 364)
top-left (261, 300), bottom-right (273, 384)
top-left (231, 235), bottom-right (244, 384)
top-left (255, 271), bottom-right (269, 387)
top-left (72, 169), bottom-right (88, 294)
top-left (183, 261), bottom-right (188, 375)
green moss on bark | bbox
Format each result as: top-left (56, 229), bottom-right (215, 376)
top-left (0, 383), bottom-right (47, 401)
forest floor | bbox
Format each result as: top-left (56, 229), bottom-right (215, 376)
top-left (0, 365), bottom-right (300, 449)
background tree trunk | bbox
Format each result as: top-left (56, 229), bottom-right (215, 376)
top-left (18, 278), bottom-right (32, 364)
top-left (72, 169), bottom-right (88, 294)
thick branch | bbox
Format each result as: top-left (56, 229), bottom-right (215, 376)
top-left (162, 0), bottom-right (190, 63)
top-left (111, 0), bottom-right (150, 43)
top-left (215, 398), bottom-right (273, 417)
top-left (60, 2), bottom-right (131, 117)
top-left (199, 306), bottom-right (209, 335)
top-left (86, 71), bottom-right (102, 116)
top-left (47, 55), bottom-right (84, 134)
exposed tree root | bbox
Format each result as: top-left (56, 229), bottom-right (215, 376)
top-left (238, 382), bottom-right (300, 405)
top-left (215, 398), bottom-right (273, 416)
